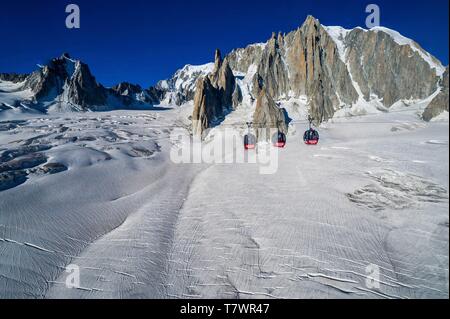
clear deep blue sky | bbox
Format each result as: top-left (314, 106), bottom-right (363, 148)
top-left (1, 0), bottom-right (448, 88)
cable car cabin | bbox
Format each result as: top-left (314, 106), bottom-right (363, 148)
top-left (303, 129), bottom-right (319, 145)
top-left (244, 133), bottom-right (256, 150)
top-left (272, 131), bottom-right (287, 148)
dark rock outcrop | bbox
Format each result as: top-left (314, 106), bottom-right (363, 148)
top-left (112, 82), bottom-right (143, 96)
top-left (146, 86), bottom-right (166, 103)
top-left (0, 73), bottom-right (28, 83)
top-left (64, 61), bottom-right (108, 109)
top-left (1, 53), bottom-right (159, 111)
top-left (0, 170), bottom-right (27, 192)
top-left (36, 162), bottom-right (68, 175)
top-left (23, 53), bottom-right (108, 109)
top-left (112, 82), bottom-right (161, 105)
top-left (23, 55), bottom-right (69, 101)
top-left (423, 67), bottom-right (449, 121)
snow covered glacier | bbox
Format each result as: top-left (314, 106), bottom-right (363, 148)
top-left (0, 101), bottom-right (448, 299)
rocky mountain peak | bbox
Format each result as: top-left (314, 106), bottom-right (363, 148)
top-left (192, 50), bottom-right (238, 136)
top-left (227, 14), bottom-right (444, 122)
top-left (214, 49), bottom-right (223, 73)
top-left (268, 32), bottom-right (282, 51)
top-left (277, 32), bottom-right (285, 47)
top-left (1, 16), bottom-right (446, 122)
top-left (65, 61), bottom-right (107, 109)
top-left (4, 53), bottom-right (159, 112)
top-left (303, 15), bottom-right (321, 29)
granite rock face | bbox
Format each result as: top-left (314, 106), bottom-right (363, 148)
top-left (190, 16), bottom-right (446, 133)
top-left (23, 54), bottom-right (72, 101)
top-left (192, 50), bottom-right (237, 135)
top-left (345, 27), bottom-right (441, 107)
top-left (192, 76), bottom-right (220, 136)
top-left (63, 61), bottom-right (109, 109)
top-left (423, 67), bottom-right (449, 121)
top-left (253, 88), bottom-right (288, 141)
top-left (227, 43), bottom-right (265, 75)
top-left (223, 16), bottom-right (360, 123)
top-left (211, 51), bottom-right (236, 109)
top-left (21, 53), bottom-right (108, 110)
top-left (283, 17), bottom-right (359, 122)
top-left (255, 32), bottom-right (290, 100)
top-left (216, 16), bottom-right (444, 122)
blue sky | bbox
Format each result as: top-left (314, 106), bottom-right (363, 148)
top-left (0, 0), bottom-right (448, 88)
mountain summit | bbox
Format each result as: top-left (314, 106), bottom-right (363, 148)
top-left (185, 16), bottom-right (448, 134)
top-left (0, 16), bottom-right (447, 120)
top-left (0, 54), bottom-right (161, 112)
top-left (192, 49), bottom-right (240, 135)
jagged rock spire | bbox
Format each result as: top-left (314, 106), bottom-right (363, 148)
top-left (213, 49), bottom-right (223, 73)
top-left (192, 49), bottom-right (238, 136)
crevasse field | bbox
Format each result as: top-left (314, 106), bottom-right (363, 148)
top-left (0, 102), bottom-right (448, 299)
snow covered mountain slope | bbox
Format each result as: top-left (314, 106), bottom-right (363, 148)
top-left (0, 101), bottom-right (444, 299)
top-left (0, 108), bottom-right (202, 298)
top-left (0, 80), bottom-right (35, 110)
top-left (156, 63), bottom-right (214, 106)
top-left (163, 112), bottom-right (448, 299)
